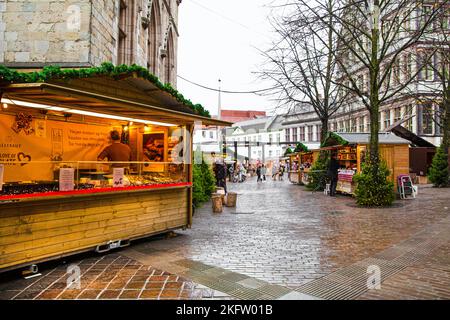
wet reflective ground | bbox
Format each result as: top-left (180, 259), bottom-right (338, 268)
top-left (1, 178), bottom-right (449, 299)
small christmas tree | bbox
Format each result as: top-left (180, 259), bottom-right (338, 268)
top-left (428, 145), bottom-right (449, 188)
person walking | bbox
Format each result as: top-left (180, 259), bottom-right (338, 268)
top-left (256, 165), bottom-right (262, 182)
top-left (279, 165), bottom-right (284, 181)
top-left (228, 164), bottom-right (234, 182)
top-left (272, 164), bottom-right (278, 180)
top-left (261, 164), bottom-right (267, 181)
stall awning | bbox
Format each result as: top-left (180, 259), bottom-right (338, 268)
top-left (390, 125), bottom-right (436, 148)
top-left (0, 70), bottom-right (232, 127)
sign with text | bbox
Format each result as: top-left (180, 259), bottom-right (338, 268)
top-left (113, 168), bottom-right (124, 187)
top-left (0, 113), bottom-right (111, 182)
top-left (59, 168), bottom-right (75, 192)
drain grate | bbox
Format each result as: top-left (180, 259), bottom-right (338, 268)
top-left (218, 272), bottom-right (250, 282)
top-left (257, 284), bottom-right (292, 298)
top-left (228, 287), bottom-right (267, 300)
top-left (174, 259), bottom-right (214, 271)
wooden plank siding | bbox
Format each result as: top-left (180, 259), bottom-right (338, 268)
top-left (0, 188), bottom-right (189, 271)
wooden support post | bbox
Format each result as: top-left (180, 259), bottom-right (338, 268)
top-left (187, 124), bottom-right (194, 227)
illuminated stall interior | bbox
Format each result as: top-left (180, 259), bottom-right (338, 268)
top-left (0, 69), bottom-right (231, 272)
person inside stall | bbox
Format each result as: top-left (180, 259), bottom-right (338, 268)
top-left (97, 130), bottom-right (132, 168)
top-left (327, 152), bottom-right (340, 196)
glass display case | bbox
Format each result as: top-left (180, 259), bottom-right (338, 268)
top-left (0, 161), bottom-right (189, 201)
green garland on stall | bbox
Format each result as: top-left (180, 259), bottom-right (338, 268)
top-left (294, 142), bottom-right (309, 153)
top-left (284, 147), bottom-right (294, 157)
top-left (0, 62), bottom-right (211, 118)
top-left (320, 132), bottom-right (349, 148)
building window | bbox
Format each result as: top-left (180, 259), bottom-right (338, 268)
top-left (202, 131), bottom-right (206, 138)
top-left (420, 52), bottom-right (434, 81)
top-left (285, 129), bottom-right (290, 142)
top-left (269, 150), bottom-right (273, 157)
top-left (350, 119), bottom-right (357, 132)
top-left (269, 134), bottom-right (273, 144)
top-left (359, 116), bottom-right (365, 132)
top-left (276, 133), bottom-right (281, 143)
top-left (299, 127), bottom-right (305, 141)
top-left (420, 103), bottom-right (433, 135)
top-left (378, 112), bottom-right (382, 130)
top-left (317, 125), bottom-right (322, 142)
top-left (420, 5), bottom-right (433, 30)
top-left (163, 30), bottom-right (175, 84)
top-left (276, 150), bottom-right (280, 156)
top-left (307, 125), bottom-right (314, 141)
top-left (339, 121), bottom-right (344, 132)
top-left (292, 128), bottom-right (298, 142)
top-left (404, 105), bottom-right (413, 131)
top-left (394, 107), bottom-right (401, 123)
top-left (345, 120), bottom-right (351, 132)
top-left (118, 0), bottom-right (135, 65)
top-left (147, 0), bottom-right (160, 73)
top-left (384, 110), bottom-right (391, 128)
top-left (210, 131), bottom-right (214, 139)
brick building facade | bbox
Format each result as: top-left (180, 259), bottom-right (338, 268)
top-left (0, 0), bottom-right (180, 86)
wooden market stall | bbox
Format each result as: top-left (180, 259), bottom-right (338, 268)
top-left (320, 132), bottom-right (410, 195)
top-left (288, 150), bottom-right (319, 185)
top-left (0, 66), bottom-right (231, 272)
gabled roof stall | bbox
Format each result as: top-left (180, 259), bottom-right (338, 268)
top-left (0, 66), bottom-right (231, 272)
top-left (319, 132), bottom-right (411, 194)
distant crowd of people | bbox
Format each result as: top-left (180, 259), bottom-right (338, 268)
top-left (210, 152), bottom-right (289, 189)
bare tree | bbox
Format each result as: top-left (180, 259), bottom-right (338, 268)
top-left (259, 0), bottom-right (348, 144)
top-left (284, 0), bottom-right (446, 177)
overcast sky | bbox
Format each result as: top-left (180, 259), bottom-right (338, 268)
top-left (177, 0), bottom-right (276, 117)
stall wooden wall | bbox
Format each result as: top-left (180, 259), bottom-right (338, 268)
top-left (380, 144), bottom-right (409, 191)
top-left (0, 188), bottom-right (189, 271)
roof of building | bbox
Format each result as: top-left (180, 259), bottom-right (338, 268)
top-left (220, 109), bottom-right (266, 123)
top-left (322, 132), bottom-right (410, 147)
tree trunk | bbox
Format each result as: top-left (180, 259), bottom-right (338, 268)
top-left (442, 86), bottom-right (450, 154)
top-left (321, 117), bottom-right (329, 145)
top-left (369, 2), bottom-right (380, 172)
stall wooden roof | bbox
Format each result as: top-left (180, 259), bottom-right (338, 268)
top-left (321, 132), bottom-right (411, 148)
top-left (0, 74), bottom-right (232, 127)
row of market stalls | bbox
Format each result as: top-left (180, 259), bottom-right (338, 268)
top-left (287, 132), bottom-right (413, 194)
top-left (0, 67), bottom-right (231, 272)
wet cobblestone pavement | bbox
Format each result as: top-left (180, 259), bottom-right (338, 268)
top-left (1, 178), bottom-right (449, 299)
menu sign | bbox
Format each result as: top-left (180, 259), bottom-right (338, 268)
top-left (0, 164), bottom-right (4, 191)
top-left (59, 168), bottom-right (75, 192)
top-left (113, 168), bottom-right (124, 187)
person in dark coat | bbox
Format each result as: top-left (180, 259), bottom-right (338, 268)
top-left (256, 165), bottom-right (262, 182)
top-left (328, 152), bottom-right (340, 196)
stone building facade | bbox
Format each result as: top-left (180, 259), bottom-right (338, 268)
top-left (0, 0), bottom-right (180, 86)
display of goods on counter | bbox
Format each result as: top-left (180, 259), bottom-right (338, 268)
top-left (338, 169), bottom-right (355, 182)
top-left (0, 182), bottom-right (95, 196)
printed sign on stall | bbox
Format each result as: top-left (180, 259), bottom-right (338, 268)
top-left (113, 168), bottom-right (124, 187)
top-left (59, 168), bottom-right (75, 192)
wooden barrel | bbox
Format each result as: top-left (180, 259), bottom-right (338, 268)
top-left (216, 187), bottom-right (226, 204)
top-left (211, 194), bottom-right (223, 213)
top-left (226, 192), bottom-right (237, 207)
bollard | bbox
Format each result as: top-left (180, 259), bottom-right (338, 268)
top-left (226, 192), bottom-right (237, 207)
top-left (211, 194), bottom-right (223, 213)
